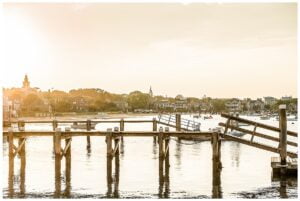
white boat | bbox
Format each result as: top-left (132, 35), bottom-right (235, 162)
top-left (260, 115), bottom-right (270, 120)
top-left (287, 115), bottom-right (298, 121)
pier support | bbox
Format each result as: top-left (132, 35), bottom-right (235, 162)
top-left (106, 128), bottom-right (113, 189)
top-left (52, 120), bottom-right (58, 152)
top-left (8, 128), bottom-right (27, 198)
top-left (18, 120), bottom-right (25, 131)
top-left (175, 114), bottom-right (181, 131)
top-left (54, 128), bottom-right (62, 198)
top-left (54, 128), bottom-right (72, 198)
top-left (158, 127), bottom-right (170, 198)
top-left (86, 119), bottom-right (91, 150)
top-left (120, 119), bottom-right (124, 141)
top-left (153, 118), bottom-right (157, 142)
top-left (279, 105), bottom-right (287, 176)
top-left (8, 128), bottom-right (14, 198)
top-left (211, 131), bottom-right (222, 198)
top-left (106, 128), bottom-right (120, 197)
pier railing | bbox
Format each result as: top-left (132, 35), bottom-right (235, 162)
top-left (219, 105), bottom-right (297, 165)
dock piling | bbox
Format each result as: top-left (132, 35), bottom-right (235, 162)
top-left (86, 119), bottom-right (91, 150)
top-left (279, 105), bottom-right (287, 176)
top-left (153, 118), bottom-right (157, 142)
top-left (106, 128), bottom-right (113, 185)
top-left (212, 131), bottom-right (222, 198)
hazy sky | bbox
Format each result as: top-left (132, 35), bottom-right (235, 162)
top-left (2, 3), bottom-right (297, 99)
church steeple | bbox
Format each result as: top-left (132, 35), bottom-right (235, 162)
top-left (149, 86), bottom-right (153, 97)
top-left (23, 74), bottom-right (30, 88)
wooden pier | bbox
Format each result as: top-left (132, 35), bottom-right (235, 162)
top-left (2, 105), bottom-right (298, 197)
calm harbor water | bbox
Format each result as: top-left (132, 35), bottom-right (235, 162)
top-left (2, 114), bottom-right (298, 198)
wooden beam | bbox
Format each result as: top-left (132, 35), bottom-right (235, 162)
top-left (221, 113), bottom-right (297, 137)
top-left (218, 123), bottom-right (297, 147)
top-left (220, 133), bottom-right (297, 158)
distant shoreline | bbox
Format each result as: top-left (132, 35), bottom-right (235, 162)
top-left (11, 112), bottom-right (159, 121)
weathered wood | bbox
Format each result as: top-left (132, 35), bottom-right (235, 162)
top-left (3, 130), bottom-right (213, 138)
top-left (5, 120), bottom-right (153, 124)
top-left (279, 105), bottom-right (287, 175)
top-left (153, 118), bottom-right (157, 142)
top-left (175, 114), bottom-right (181, 131)
top-left (220, 133), bottom-right (297, 158)
top-left (14, 138), bottom-right (26, 157)
top-left (54, 128), bottom-right (62, 155)
top-left (8, 128), bottom-right (14, 197)
top-left (164, 135), bottom-right (170, 178)
top-left (221, 113), bottom-right (297, 137)
top-left (106, 128), bottom-right (113, 185)
top-left (158, 127), bottom-right (164, 184)
top-left (218, 122), bottom-right (297, 147)
top-left (18, 121), bottom-right (25, 131)
top-left (86, 119), bottom-right (91, 150)
top-left (19, 138), bottom-right (26, 196)
top-left (65, 137), bottom-right (71, 196)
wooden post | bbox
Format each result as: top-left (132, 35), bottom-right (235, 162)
top-left (86, 119), bottom-right (91, 150)
top-left (54, 128), bottom-right (61, 198)
top-left (164, 127), bottom-right (170, 181)
top-left (114, 127), bottom-right (120, 198)
top-left (52, 120), bottom-right (58, 152)
top-left (120, 118), bottom-right (124, 141)
top-left (212, 131), bottom-right (222, 198)
top-left (158, 126), bottom-right (164, 185)
top-left (18, 120), bottom-right (25, 131)
top-left (19, 137), bottom-right (26, 196)
top-left (153, 118), bottom-right (157, 142)
top-left (106, 128), bottom-right (113, 185)
top-left (279, 105), bottom-right (287, 176)
top-left (175, 113), bottom-right (181, 131)
top-left (65, 136), bottom-right (71, 197)
top-left (8, 128), bottom-right (14, 198)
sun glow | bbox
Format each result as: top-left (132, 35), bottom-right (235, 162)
top-left (3, 7), bottom-right (43, 88)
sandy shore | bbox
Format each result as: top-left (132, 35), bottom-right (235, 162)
top-left (11, 113), bottom-right (159, 121)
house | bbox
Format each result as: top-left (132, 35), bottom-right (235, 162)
top-left (72, 96), bottom-right (88, 112)
top-left (264, 96), bottom-right (277, 105)
top-left (225, 99), bottom-right (242, 112)
top-left (281, 96), bottom-right (292, 101)
top-left (174, 95), bottom-right (188, 110)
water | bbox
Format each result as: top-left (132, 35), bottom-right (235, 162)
top-left (2, 115), bottom-right (298, 198)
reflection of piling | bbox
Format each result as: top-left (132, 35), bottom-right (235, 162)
top-left (212, 131), bottom-right (222, 198)
top-left (86, 119), bottom-right (91, 150)
top-left (279, 105), bottom-right (287, 176)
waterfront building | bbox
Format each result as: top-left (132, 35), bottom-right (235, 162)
top-left (225, 98), bottom-right (242, 112)
top-left (264, 96), bottom-right (277, 105)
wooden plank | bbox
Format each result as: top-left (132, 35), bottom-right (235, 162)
top-left (220, 133), bottom-right (297, 158)
top-left (4, 120), bottom-right (153, 124)
top-left (221, 113), bottom-right (297, 137)
top-left (219, 122), bottom-right (297, 147)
